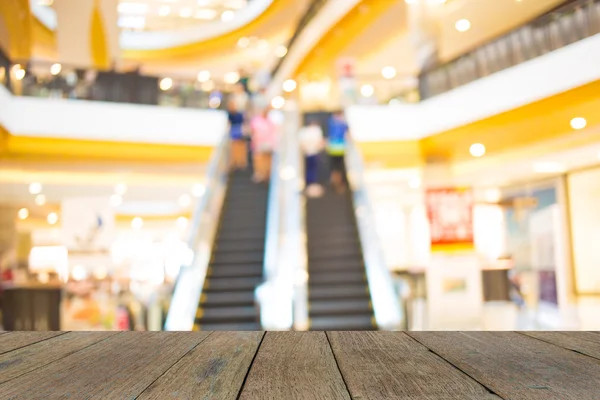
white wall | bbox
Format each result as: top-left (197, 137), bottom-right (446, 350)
top-left (347, 34), bottom-right (600, 142)
top-left (0, 85), bottom-right (227, 146)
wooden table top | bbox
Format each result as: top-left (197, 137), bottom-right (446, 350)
top-left (0, 331), bottom-right (599, 399)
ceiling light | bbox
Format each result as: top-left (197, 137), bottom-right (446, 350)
top-left (533, 162), bottom-right (566, 173)
top-left (71, 265), bottom-right (87, 281)
top-left (570, 117), bottom-right (587, 130)
top-left (221, 10), bottom-right (235, 21)
top-left (18, 208), bottom-right (29, 220)
top-left (158, 5), bottom-right (171, 16)
top-left (382, 66), bottom-right (396, 79)
top-left (258, 39), bottom-right (270, 50)
top-left (192, 183), bottom-right (206, 197)
top-left (29, 182), bottom-right (42, 195)
top-left (15, 68), bottom-right (25, 80)
top-left (131, 217), bottom-right (144, 230)
top-left (274, 45), bottom-right (288, 58)
top-left (118, 16), bottom-right (146, 29)
top-left (195, 9), bottom-right (217, 19)
top-left (283, 79), bottom-right (297, 93)
top-left (237, 37), bottom-right (250, 48)
top-left (226, 0), bottom-right (246, 9)
top-left (455, 19), bottom-right (471, 32)
top-left (47, 212), bottom-right (59, 225)
top-left (115, 183), bottom-right (127, 195)
top-left (197, 70), bottom-right (211, 82)
top-left (179, 194), bottom-right (192, 207)
top-left (224, 71), bottom-right (240, 84)
top-left (271, 96), bottom-right (285, 109)
top-left (176, 216), bottom-right (188, 229)
top-left (159, 77), bottom-right (173, 91)
top-left (360, 84), bottom-right (375, 97)
top-left (484, 188), bottom-right (501, 203)
top-left (110, 194), bottom-right (123, 207)
top-left (50, 63), bottom-right (62, 76)
top-left (118, 2), bottom-right (149, 14)
top-left (35, 194), bottom-right (46, 206)
top-left (179, 7), bottom-right (192, 18)
top-left (469, 143), bottom-right (486, 157)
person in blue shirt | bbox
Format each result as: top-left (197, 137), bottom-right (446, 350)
top-left (327, 111), bottom-right (349, 193)
top-left (227, 100), bottom-right (247, 170)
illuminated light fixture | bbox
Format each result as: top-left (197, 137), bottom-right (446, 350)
top-left (35, 194), bottom-right (47, 206)
top-left (110, 194), bottom-right (123, 207)
top-left (455, 19), bottom-right (471, 32)
top-left (15, 68), bottom-right (26, 81)
top-left (192, 183), bottom-right (206, 197)
top-left (533, 162), bottom-right (566, 173)
top-left (469, 143), bottom-right (486, 157)
top-left (202, 80), bottom-right (215, 91)
top-left (158, 5), bottom-right (171, 16)
top-left (159, 77), bottom-right (173, 91)
top-left (50, 63), bottom-right (62, 76)
top-left (131, 217), bottom-right (144, 230)
top-left (225, 0), bottom-right (246, 9)
top-left (274, 45), bottom-right (288, 58)
top-left (382, 66), bottom-right (396, 79)
top-left (224, 71), bottom-right (240, 84)
top-left (360, 84), bottom-right (375, 97)
top-left (118, 2), bottom-right (149, 14)
top-left (47, 212), bottom-right (59, 225)
top-left (209, 97), bottom-right (221, 108)
top-left (484, 188), bottom-right (501, 203)
top-left (29, 182), bottom-right (43, 195)
top-left (118, 16), bottom-right (146, 29)
top-left (195, 9), bottom-right (217, 19)
top-left (282, 79), bottom-right (297, 93)
top-left (115, 183), bottom-right (127, 195)
top-left (197, 70), bottom-right (211, 82)
top-left (271, 96), bottom-right (285, 109)
top-left (179, 7), bottom-right (193, 18)
top-left (258, 39), bottom-right (270, 50)
top-left (179, 194), bottom-right (192, 207)
top-left (570, 117), bottom-right (587, 130)
top-left (71, 264), bottom-right (88, 281)
top-left (237, 37), bottom-right (250, 48)
top-left (18, 208), bottom-right (29, 220)
top-left (221, 10), bottom-right (235, 21)
top-left (176, 216), bottom-right (188, 229)
top-left (38, 0), bottom-right (54, 5)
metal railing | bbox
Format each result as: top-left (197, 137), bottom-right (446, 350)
top-left (345, 138), bottom-right (405, 330)
top-left (164, 135), bottom-right (230, 331)
top-left (419, 0), bottom-right (600, 99)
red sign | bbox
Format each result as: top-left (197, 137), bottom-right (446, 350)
top-left (425, 188), bottom-right (474, 252)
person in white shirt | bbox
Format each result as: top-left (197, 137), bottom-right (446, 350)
top-left (298, 121), bottom-right (325, 197)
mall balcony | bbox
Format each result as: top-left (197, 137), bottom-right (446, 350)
top-left (1, 0), bottom-right (600, 338)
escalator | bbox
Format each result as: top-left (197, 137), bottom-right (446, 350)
top-left (306, 155), bottom-right (376, 330)
top-left (194, 170), bottom-right (269, 331)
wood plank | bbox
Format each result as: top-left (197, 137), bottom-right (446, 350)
top-left (409, 331), bottom-right (600, 399)
top-left (0, 331), bottom-right (211, 399)
top-left (0, 331), bottom-right (117, 385)
top-left (138, 331), bottom-right (263, 400)
top-left (521, 331), bottom-right (600, 361)
top-left (239, 331), bottom-right (351, 400)
top-left (0, 331), bottom-right (66, 355)
top-left (327, 331), bottom-right (501, 400)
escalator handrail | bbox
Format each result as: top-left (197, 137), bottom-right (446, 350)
top-left (345, 138), bottom-right (405, 330)
top-left (165, 134), bottom-right (230, 331)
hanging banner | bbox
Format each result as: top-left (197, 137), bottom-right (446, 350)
top-left (426, 187), bottom-right (474, 252)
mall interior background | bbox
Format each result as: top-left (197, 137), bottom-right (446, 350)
top-left (1, 0), bottom-right (600, 332)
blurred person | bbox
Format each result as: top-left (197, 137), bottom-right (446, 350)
top-left (299, 120), bottom-right (325, 198)
top-left (232, 82), bottom-right (249, 112)
top-left (327, 111), bottom-right (349, 193)
top-left (250, 108), bottom-right (277, 182)
top-left (238, 67), bottom-right (251, 94)
top-left (227, 100), bottom-right (247, 170)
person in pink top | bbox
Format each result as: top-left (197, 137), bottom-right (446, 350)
top-left (250, 108), bottom-right (277, 182)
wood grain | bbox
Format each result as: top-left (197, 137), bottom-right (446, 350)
top-left (521, 331), bottom-right (600, 360)
top-left (327, 331), bottom-right (500, 400)
top-left (0, 331), bottom-right (211, 399)
top-left (0, 331), bottom-right (117, 385)
top-left (409, 331), bottom-right (600, 400)
top-left (0, 331), bottom-right (66, 355)
top-left (138, 331), bottom-right (263, 400)
top-left (239, 331), bottom-right (351, 400)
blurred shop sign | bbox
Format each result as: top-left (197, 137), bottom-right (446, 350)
top-left (61, 197), bottom-right (116, 252)
top-left (426, 187), bottom-right (474, 253)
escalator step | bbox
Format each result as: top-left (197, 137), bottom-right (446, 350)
top-left (207, 264), bottom-right (263, 278)
top-left (211, 252), bottom-right (264, 265)
top-left (308, 260), bottom-right (366, 272)
top-left (308, 284), bottom-right (371, 300)
top-left (308, 314), bottom-right (375, 331)
top-left (308, 248), bottom-right (363, 261)
top-left (195, 322), bottom-right (262, 331)
top-left (201, 291), bottom-right (255, 307)
top-left (309, 299), bottom-right (372, 316)
top-left (308, 270), bottom-right (366, 285)
top-left (196, 306), bottom-right (258, 323)
top-left (204, 277), bottom-right (263, 291)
